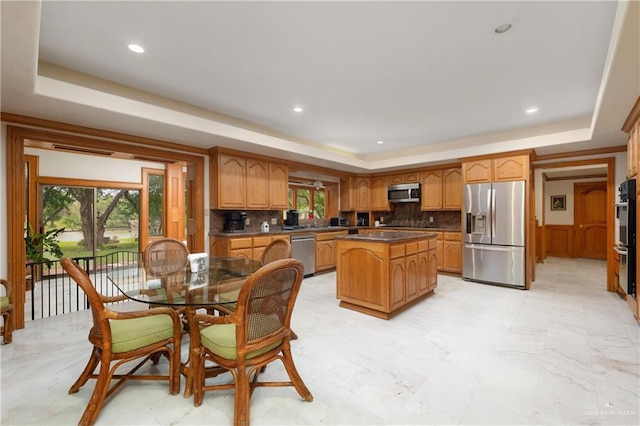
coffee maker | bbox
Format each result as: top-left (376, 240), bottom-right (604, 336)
top-left (223, 212), bottom-right (246, 232)
top-left (285, 210), bottom-right (299, 227)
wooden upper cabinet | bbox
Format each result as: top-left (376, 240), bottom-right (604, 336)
top-left (246, 159), bottom-right (268, 209)
top-left (420, 170), bottom-right (442, 210)
top-left (215, 154), bottom-right (246, 209)
top-left (420, 167), bottom-right (462, 211)
top-left (268, 162), bottom-right (289, 209)
top-left (355, 177), bottom-right (371, 211)
top-left (390, 172), bottom-right (420, 185)
top-left (463, 159), bottom-right (492, 183)
top-left (493, 155), bottom-right (529, 182)
top-left (623, 96), bottom-right (640, 179)
top-left (210, 149), bottom-right (289, 210)
top-left (370, 175), bottom-right (390, 211)
top-left (442, 168), bottom-right (462, 209)
top-left (463, 155), bottom-right (529, 184)
top-left (340, 176), bottom-right (356, 211)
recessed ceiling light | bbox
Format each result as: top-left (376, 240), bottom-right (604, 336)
top-left (526, 107), bottom-right (539, 114)
top-left (377, 140), bottom-right (384, 145)
top-left (128, 44), bottom-right (145, 53)
top-left (293, 107), bottom-right (303, 113)
top-left (494, 23), bottom-right (512, 34)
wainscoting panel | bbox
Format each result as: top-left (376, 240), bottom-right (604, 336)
top-left (545, 225), bottom-right (574, 257)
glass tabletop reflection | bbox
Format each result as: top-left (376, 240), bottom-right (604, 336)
top-left (107, 256), bottom-right (262, 306)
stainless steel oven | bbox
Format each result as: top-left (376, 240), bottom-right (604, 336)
top-left (618, 179), bottom-right (636, 298)
top-left (616, 202), bottom-right (629, 247)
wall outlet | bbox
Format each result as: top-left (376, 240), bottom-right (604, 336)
top-left (245, 218), bottom-right (250, 226)
top-left (429, 216), bottom-right (434, 223)
top-left (271, 217), bottom-right (277, 225)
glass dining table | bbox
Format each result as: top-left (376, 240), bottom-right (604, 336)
top-left (107, 256), bottom-right (262, 397)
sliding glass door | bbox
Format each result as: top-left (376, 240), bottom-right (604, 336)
top-left (40, 185), bottom-right (140, 258)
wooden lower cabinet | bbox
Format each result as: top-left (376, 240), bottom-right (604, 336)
top-left (213, 234), bottom-right (290, 261)
top-left (336, 234), bottom-right (437, 319)
top-left (315, 240), bottom-right (336, 271)
top-left (437, 232), bottom-right (462, 274)
top-left (315, 231), bottom-right (348, 272)
top-left (443, 241), bottom-right (462, 272)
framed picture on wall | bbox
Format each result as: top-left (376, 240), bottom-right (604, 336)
top-left (550, 195), bottom-right (566, 211)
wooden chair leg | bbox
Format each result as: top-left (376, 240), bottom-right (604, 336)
top-left (192, 353), bottom-right (204, 407)
top-left (78, 354), bottom-right (112, 426)
top-left (2, 311), bottom-right (12, 344)
top-left (169, 347), bottom-right (180, 395)
top-left (69, 347), bottom-right (100, 394)
top-left (281, 348), bottom-right (313, 402)
top-left (234, 367), bottom-right (251, 426)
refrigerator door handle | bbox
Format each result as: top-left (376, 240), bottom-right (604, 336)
top-left (491, 188), bottom-right (496, 239)
top-left (466, 213), bottom-right (472, 234)
top-left (465, 243), bottom-right (522, 251)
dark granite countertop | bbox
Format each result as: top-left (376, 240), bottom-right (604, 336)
top-left (336, 231), bottom-right (438, 242)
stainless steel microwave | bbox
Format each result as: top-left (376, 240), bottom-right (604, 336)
top-left (388, 183), bottom-right (420, 203)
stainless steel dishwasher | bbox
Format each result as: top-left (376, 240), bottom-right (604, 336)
top-left (290, 233), bottom-right (316, 276)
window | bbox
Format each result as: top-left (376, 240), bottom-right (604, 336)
top-left (288, 185), bottom-right (325, 220)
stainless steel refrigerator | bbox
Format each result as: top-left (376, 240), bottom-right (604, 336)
top-left (462, 181), bottom-right (525, 289)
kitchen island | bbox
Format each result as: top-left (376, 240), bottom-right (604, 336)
top-left (336, 231), bottom-right (438, 319)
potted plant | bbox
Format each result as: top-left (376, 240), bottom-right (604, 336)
top-left (24, 225), bottom-right (65, 268)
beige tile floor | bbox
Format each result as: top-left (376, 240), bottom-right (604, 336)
top-left (1, 257), bottom-right (638, 425)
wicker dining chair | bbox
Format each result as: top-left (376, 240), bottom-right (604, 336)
top-left (190, 258), bottom-right (313, 426)
top-left (143, 238), bottom-right (189, 276)
top-left (0, 279), bottom-right (14, 344)
top-left (260, 238), bottom-right (291, 265)
top-left (61, 257), bottom-right (182, 426)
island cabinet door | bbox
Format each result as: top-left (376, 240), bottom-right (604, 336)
top-left (418, 250), bottom-right (430, 295)
top-left (389, 257), bottom-right (406, 311)
top-left (405, 254), bottom-right (419, 302)
top-left (429, 246), bottom-right (438, 291)
top-left (336, 242), bottom-right (387, 312)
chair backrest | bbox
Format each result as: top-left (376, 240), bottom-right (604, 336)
top-left (60, 257), bottom-right (106, 331)
top-left (0, 278), bottom-right (13, 305)
top-left (260, 239), bottom-right (292, 265)
top-left (233, 258), bottom-right (303, 351)
top-left (144, 238), bottom-right (189, 275)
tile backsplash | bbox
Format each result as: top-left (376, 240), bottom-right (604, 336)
top-left (374, 203), bottom-right (461, 230)
top-left (211, 210), bottom-right (329, 233)
top-left (211, 204), bottom-right (460, 233)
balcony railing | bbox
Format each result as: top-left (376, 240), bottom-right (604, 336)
top-left (25, 251), bottom-right (140, 321)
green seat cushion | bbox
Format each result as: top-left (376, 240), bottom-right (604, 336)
top-left (200, 314), bottom-right (282, 360)
top-left (0, 296), bottom-right (9, 309)
top-left (109, 314), bottom-right (178, 353)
